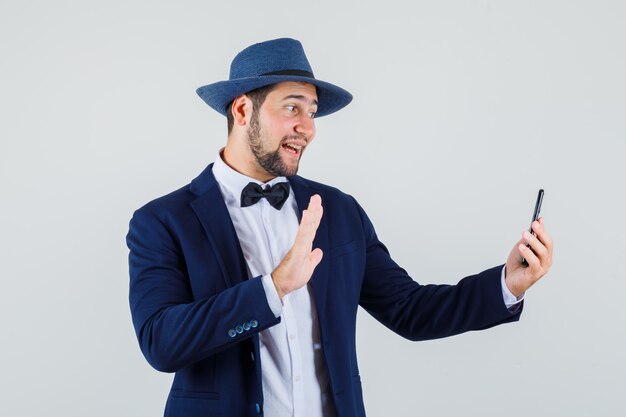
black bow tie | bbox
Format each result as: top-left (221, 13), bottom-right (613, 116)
top-left (240, 182), bottom-right (291, 210)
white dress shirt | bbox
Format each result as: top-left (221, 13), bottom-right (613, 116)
top-left (211, 150), bottom-right (522, 417)
top-left (213, 151), bottom-right (335, 417)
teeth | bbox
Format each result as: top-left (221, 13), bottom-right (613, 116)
top-left (286, 144), bottom-right (303, 150)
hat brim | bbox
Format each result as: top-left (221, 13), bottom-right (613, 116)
top-left (196, 75), bottom-right (352, 118)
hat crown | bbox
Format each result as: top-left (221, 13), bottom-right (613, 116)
top-left (229, 38), bottom-right (314, 80)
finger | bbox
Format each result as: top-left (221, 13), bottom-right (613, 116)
top-left (301, 195), bottom-right (321, 227)
top-left (293, 210), bottom-right (314, 254)
top-left (532, 219), bottom-right (553, 253)
top-left (306, 194), bottom-right (324, 229)
top-left (518, 243), bottom-right (541, 273)
top-left (308, 194), bottom-right (322, 208)
top-left (531, 221), bottom-right (554, 269)
top-left (309, 201), bottom-right (323, 227)
top-left (293, 204), bottom-right (324, 254)
top-left (523, 230), bottom-right (548, 261)
top-left (307, 194), bottom-right (322, 215)
top-left (303, 248), bottom-right (324, 277)
top-left (308, 195), bottom-right (323, 224)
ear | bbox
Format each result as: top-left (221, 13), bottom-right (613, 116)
top-left (231, 94), bottom-right (252, 128)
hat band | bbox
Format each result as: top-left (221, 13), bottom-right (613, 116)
top-left (260, 69), bottom-right (315, 78)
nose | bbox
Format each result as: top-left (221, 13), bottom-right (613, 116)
top-left (294, 113), bottom-right (316, 140)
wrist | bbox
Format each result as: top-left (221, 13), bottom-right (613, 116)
top-left (505, 275), bottom-right (525, 299)
top-left (271, 272), bottom-right (287, 300)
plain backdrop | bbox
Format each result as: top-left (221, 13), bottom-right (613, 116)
top-left (1, 1), bottom-right (625, 416)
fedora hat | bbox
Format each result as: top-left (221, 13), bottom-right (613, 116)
top-left (196, 38), bottom-right (352, 117)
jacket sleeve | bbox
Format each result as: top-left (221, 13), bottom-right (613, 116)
top-left (352, 198), bottom-right (522, 341)
top-left (126, 207), bottom-right (280, 373)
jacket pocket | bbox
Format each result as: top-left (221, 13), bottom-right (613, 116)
top-left (170, 389), bottom-right (220, 400)
top-left (330, 240), bottom-right (358, 258)
top-left (166, 391), bottom-right (223, 417)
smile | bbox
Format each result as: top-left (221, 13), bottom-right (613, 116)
top-left (281, 143), bottom-right (304, 157)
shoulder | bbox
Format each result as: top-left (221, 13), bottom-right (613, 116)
top-left (290, 175), bottom-right (357, 206)
top-left (289, 175), bottom-right (369, 226)
top-left (133, 184), bottom-right (195, 219)
top-left (132, 163), bottom-right (218, 220)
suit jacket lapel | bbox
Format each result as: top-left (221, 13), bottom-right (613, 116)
top-left (289, 176), bottom-right (330, 317)
top-left (189, 164), bottom-right (248, 289)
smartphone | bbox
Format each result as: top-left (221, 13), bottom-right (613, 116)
top-left (522, 189), bottom-right (544, 267)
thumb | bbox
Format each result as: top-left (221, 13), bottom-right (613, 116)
top-left (304, 248), bottom-right (324, 277)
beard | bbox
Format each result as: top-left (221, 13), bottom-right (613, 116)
top-left (247, 111), bottom-right (304, 178)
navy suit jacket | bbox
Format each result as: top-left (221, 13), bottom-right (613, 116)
top-left (127, 163), bottom-right (522, 417)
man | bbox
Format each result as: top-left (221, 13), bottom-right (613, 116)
top-left (127, 38), bottom-right (553, 417)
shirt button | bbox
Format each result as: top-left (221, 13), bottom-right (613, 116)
top-left (289, 333), bottom-right (296, 340)
top-left (295, 375), bottom-right (301, 382)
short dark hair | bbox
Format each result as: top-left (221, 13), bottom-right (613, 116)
top-left (226, 84), bottom-right (276, 134)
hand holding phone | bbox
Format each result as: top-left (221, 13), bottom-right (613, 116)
top-left (521, 189), bottom-right (544, 267)
top-left (505, 188), bottom-right (553, 297)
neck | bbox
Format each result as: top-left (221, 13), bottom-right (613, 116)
top-left (222, 141), bottom-right (276, 183)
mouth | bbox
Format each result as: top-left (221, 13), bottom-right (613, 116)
top-left (281, 142), bottom-right (305, 159)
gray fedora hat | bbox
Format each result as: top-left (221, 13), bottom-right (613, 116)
top-left (196, 38), bottom-right (353, 117)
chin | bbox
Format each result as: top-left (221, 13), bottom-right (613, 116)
top-left (276, 157), bottom-right (299, 176)
top-left (282, 166), bottom-right (299, 177)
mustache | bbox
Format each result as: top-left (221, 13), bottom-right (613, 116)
top-left (280, 134), bottom-right (308, 145)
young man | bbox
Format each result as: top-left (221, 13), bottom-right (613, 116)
top-left (127, 38), bottom-right (553, 417)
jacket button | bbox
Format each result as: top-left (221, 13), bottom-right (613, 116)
top-left (236, 325), bottom-right (244, 334)
top-left (228, 329), bottom-right (236, 338)
top-left (243, 322), bottom-right (251, 331)
top-left (255, 403), bottom-right (261, 414)
top-left (250, 320), bottom-right (258, 328)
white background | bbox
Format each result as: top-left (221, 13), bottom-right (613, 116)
top-left (1, 1), bottom-right (625, 416)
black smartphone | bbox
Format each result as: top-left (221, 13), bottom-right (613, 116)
top-left (522, 189), bottom-right (544, 267)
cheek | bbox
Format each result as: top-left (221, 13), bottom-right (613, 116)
top-left (259, 114), bottom-right (288, 137)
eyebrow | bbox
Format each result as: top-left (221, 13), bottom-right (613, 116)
top-left (282, 95), bottom-right (318, 107)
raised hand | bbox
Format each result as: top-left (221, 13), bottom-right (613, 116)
top-left (271, 194), bottom-right (324, 299)
top-left (505, 217), bottom-right (554, 298)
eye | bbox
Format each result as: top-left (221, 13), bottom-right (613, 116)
top-left (286, 105), bottom-right (296, 112)
top-left (308, 111), bottom-right (317, 119)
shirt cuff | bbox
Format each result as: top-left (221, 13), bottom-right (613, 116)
top-left (501, 266), bottom-right (524, 309)
top-left (261, 274), bottom-right (283, 317)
